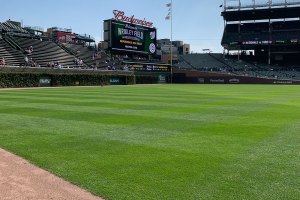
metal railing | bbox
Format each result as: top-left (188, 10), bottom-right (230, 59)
top-left (24, 26), bottom-right (44, 32)
top-left (78, 33), bottom-right (95, 41)
top-left (225, 0), bottom-right (300, 11)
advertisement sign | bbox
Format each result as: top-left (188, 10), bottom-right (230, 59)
top-left (110, 20), bottom-right (157, 54)
top-left (158, 75), bottom-right (167, 83)
top-left (113, 10), bottom-right (153, 27)
top-left (110, 78), bottom-right (120, 85)
top-left (39, 78), bottom-right (51, 87)
top-left (242, 40), bottom-right (272, 45)
top-left (57, 32), bottom-right (77, 43)
top-left (229, 78), bottom-right (240, 84)
top-left (131, 64), bottom-right (170, 72)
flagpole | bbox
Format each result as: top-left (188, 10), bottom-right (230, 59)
top-left (166, 1), bottom-right (173, 84)
top-left (170, 0), bottom-right (173, 84)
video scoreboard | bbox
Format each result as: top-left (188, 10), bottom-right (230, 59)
top-left (104, 12), bottom-right (157, 55)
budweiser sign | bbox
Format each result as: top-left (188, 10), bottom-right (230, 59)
top-left (113, 10), bottom-right (153, 27)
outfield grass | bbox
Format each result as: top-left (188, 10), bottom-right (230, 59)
top-left (0, 85), bottom-right (299, 200)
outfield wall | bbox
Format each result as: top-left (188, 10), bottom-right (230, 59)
top-left (174, 69), bottom-right (300, 85)
top-left (2, 66), bottom-right (298, 87)
top-left (0, 66), bottom-right (135, 88)
top-left (0, 66), bottom-right (167, 87)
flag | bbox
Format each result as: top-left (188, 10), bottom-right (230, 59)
top-left (165, 11), bottom-right (171, 20)
top-left (166, 2), bottom-right (172, 20)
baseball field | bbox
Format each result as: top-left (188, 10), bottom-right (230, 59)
top-left (0, 85), bottom-right (299, 199)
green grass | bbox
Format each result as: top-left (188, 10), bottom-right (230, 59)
top-left (0, 85), bottom-right (299, 200)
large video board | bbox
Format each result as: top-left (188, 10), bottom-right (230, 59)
top-left (110, 20), bottom-right (157, 54)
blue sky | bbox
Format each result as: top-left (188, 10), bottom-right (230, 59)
top-left (1, 0), bottom-right (225, 53)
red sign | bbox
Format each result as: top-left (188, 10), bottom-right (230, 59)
top-left (57, 32), bottom-right (77, 43)
top-left (113, 10), bottom-right (153, 27)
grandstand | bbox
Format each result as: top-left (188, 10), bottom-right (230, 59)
top-left (173, 0), bottom-right (300, 82)
top-left (0, 20), bottom-right (111, 70)
top-left (221, 0), bottom-right (300, 66)
top-left (176, 52), bottom-right (300, 81)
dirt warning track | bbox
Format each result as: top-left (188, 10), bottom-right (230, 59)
top-left (0, 148), bottom-right (104, 200)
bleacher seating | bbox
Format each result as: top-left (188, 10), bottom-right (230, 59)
top-left (62, 43), bottom-right (96, 67)
top-left (1, 21), bottom-right (29, 34)
top-left (176, 53), bottom-right (300, 80)
top-left (178, 54), bottom-right (233, 72)
top-left (0, 39), bottom-right (24, 66)
top-left (13, 37), bottom-right (78, 68)
top-left (175, 58), bottom-right (194, 70)
top-left (0, 23), bottom-right (10, 32)
top-left (223, 56), bottom-right (300, 80)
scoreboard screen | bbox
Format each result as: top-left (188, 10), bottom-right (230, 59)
top-left (109, 20), bottom-right (157, 54)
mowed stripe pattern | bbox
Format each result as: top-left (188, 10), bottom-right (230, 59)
top-left (0, 85), bottom-right (299, 200)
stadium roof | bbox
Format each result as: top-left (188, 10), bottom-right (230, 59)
top-left (222, 6), bottom-right (300, 21)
